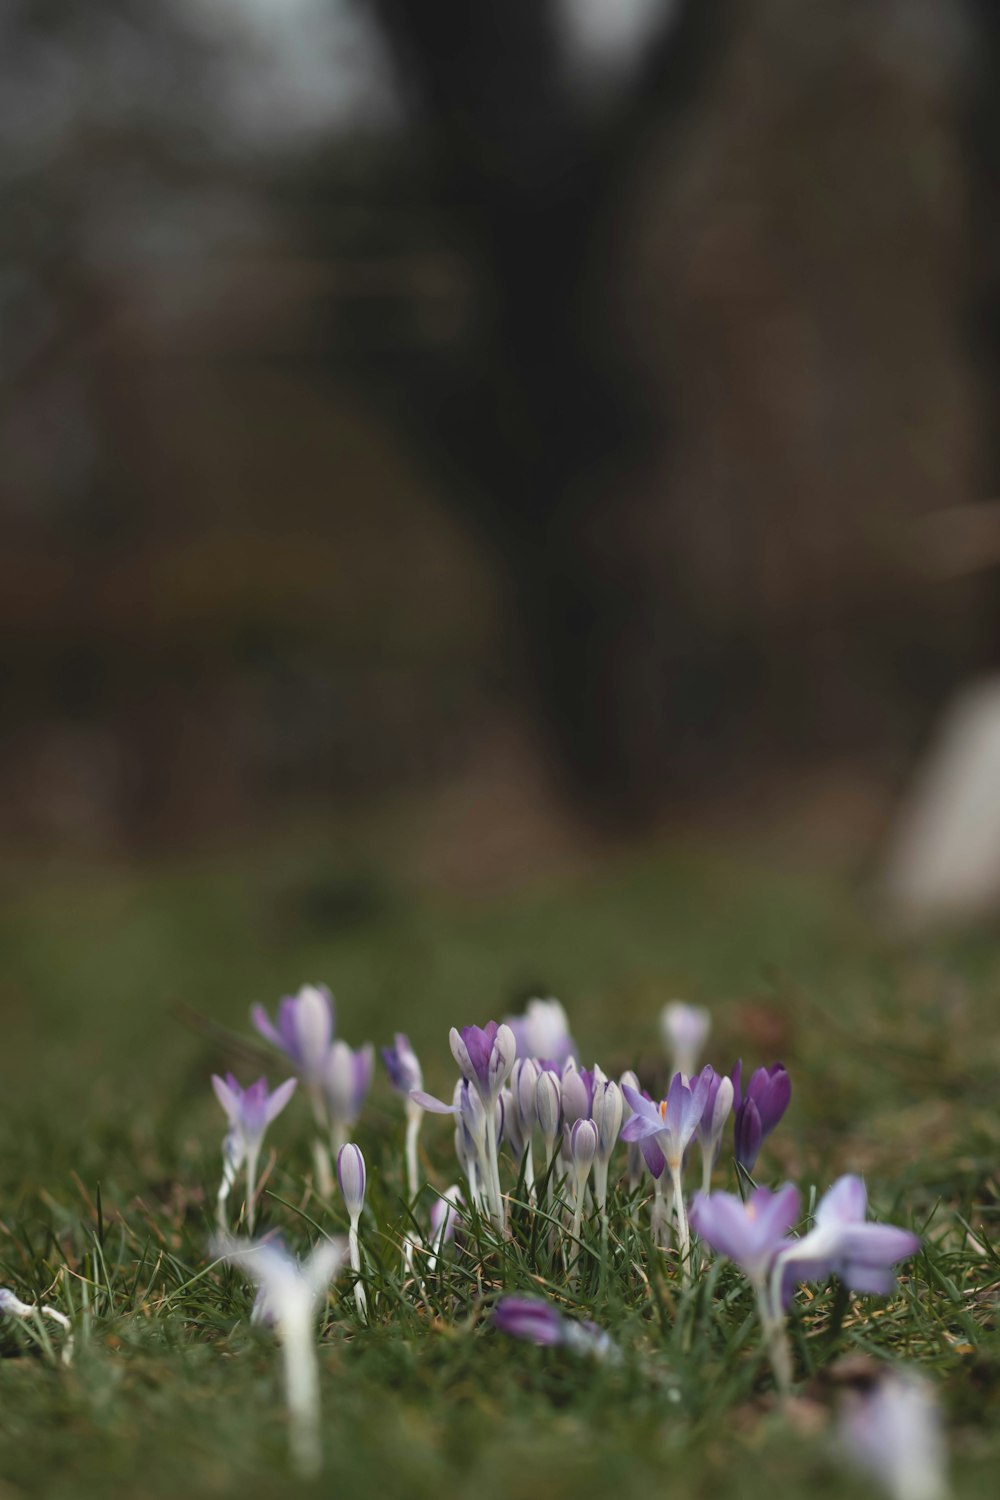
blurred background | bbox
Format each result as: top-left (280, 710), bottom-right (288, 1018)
top-left (3, 0), bottom-right (1000, 905)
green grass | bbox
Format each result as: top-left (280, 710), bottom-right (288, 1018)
top-left (1, 833), bottom-right (998, 1498)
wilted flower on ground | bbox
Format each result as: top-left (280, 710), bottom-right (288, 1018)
top-left (661, 1001), bottom-right (711, 1078)
top-left (251, 985), bottom-right (336, 1194)
top-left (0, 1287), bottom-right (74, 1365)
top-left (732, 1061), bottom-right (791, 1174)
top-left (323, 1041), bottom-right (374, 1157)
top-left (837, 1370), bottom-right (948, 1500)
top-left (214, 1234), bottom-right (345, 1479)
top-left (212, 1073), bottom-right (297, 1235)
top-left (493, 1295), bottom-right (617, 1361)
top-left (778, 1175), bottom-right (920, 1299)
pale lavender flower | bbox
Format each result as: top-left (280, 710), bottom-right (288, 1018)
top-left (212, 1073), bottom-right (297, 1234)
top-left (505, 998), bottom-right (576, 1066)
top-left (696, 1066), bottom-right (734, 1194)
top-left (689, 1183), bottom-right (801, 1391)
top-left (837, 1371), bottom-right (948, 1500)
top-left (661, 1001), bottom-right (711, 1078)
top-left (323, 1041), bottom-right (374, 1154)
top-left (251, 985), bottom-right (334, 1088)
top-left (214, 1234), bottom-right (345, 1478)
top-left (622, 1070), bottom-right (710, 1267)
top-left (430, 1185), bottom-right (463, 1246)
top-left (689, 1183), bottom-right (800, 1285)
top-left (337, 1144), bottom-right (368, 1318)
top-left (336, 1143), bottom-right (366, 1218)
top-left (381, 1033), bottom-right (422, 1095)
top-left (493, 1295), bottom-right (617, 1361)
top-left (732, 1061), bottom-right (791, 1174)
top-left (414, 1080), bottom-right (489, 1214)
top-left (778, 1175), bottom-right (920, 1299)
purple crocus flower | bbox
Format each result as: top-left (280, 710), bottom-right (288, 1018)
top-left (323, 1041), bottom-right (374, 1153)
top-left (212, 1074), bottom-right (298, 1149)
top-left (779, 1175), bottom-right (920, 1298)
top-left (621, 1070), bottom-right (710, 1174)
top-left (251, 985), bottom-right (334, 1087)
top-left (493, 1295), bottom-right (617, 1361)
top-left (212, 1073), bottom-right (298, 1234)
top-left (382, 1034), bottom-right (425, 1201)
top-left (381, 1033), bottom-right (422, 1096)
top-left (689, 1183), bottom-right (801, 1285)
top-left (450, 1021), bottom-right (517, 1105)
top-left (732, 1061), bottom-right (791, 1174)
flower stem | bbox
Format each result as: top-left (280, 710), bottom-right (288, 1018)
top-left (348, 1217), bottom-right (367, 1321)
top-left (404, 1106), bottom-right (421, 1202)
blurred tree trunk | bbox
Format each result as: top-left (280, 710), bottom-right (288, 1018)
top-left (345, 0), bottom-right (730, 817)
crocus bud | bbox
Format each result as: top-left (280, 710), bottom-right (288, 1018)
top-left (381, 1033), bottom-right (422, 1096)
top-left (569, 1117), bottom-right (598, 1177)
top-left (325, 1042), bottom-right (375, 1133)
top-left (535, 1070), bottom-right (562, 1147)
top-left (337, 1143), bottom-right (366, 1218)
top-left (511, 1057), bottom-right (540, 1137)
top-left (560, 1060), bottom-right (594, 1133)
top-left (592, 1079), bottom-right (623, 1161)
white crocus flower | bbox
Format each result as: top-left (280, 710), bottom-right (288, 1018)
top-left (660, 1001), bottom-right (710, 1079)
top-left (214, 1235), bottom-right (345, 1479)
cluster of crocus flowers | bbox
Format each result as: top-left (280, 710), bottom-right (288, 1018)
top-left (251, 984), bottom-right (373, 1197)
top-left (194, 981), bottom-right (931, 1477)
